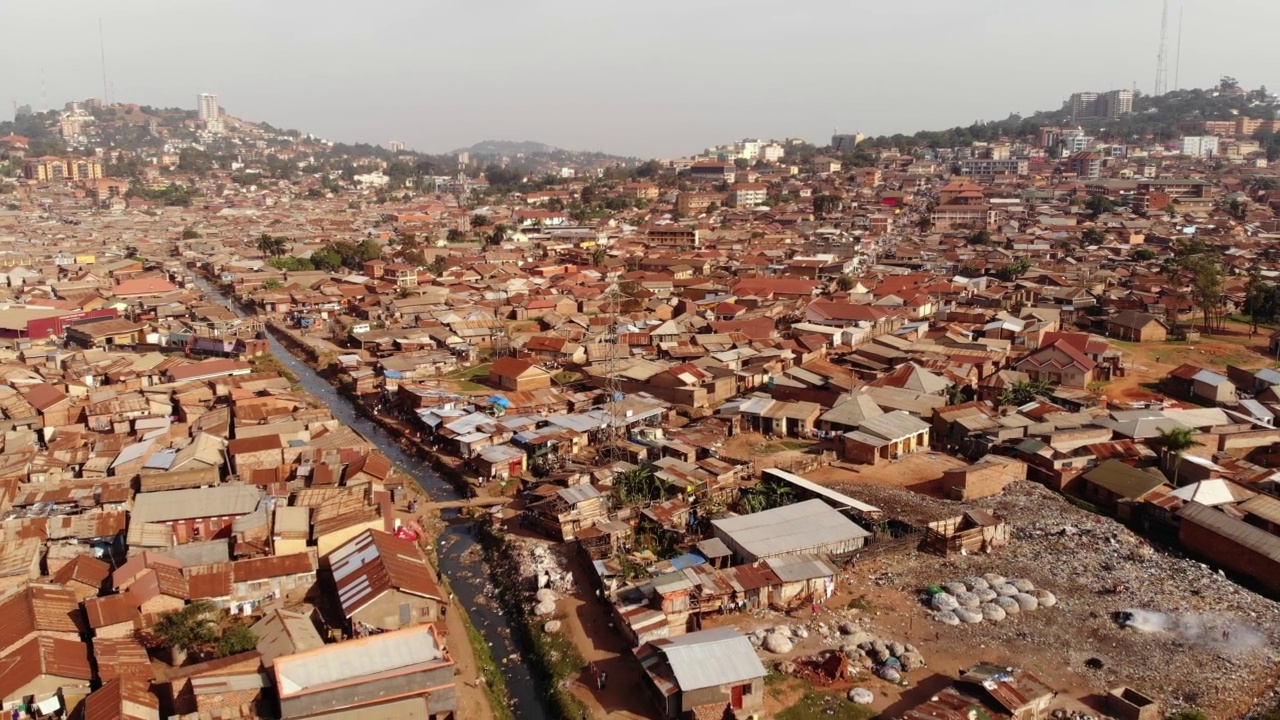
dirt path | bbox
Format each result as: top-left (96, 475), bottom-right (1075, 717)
top-left (556, 554), bottom-right (659, 719)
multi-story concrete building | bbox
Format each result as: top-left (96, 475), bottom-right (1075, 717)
top-left (22, 156), bottom-right (103, 182)
top-left (729, 183), bottom-right (767, 208)
top-left (930, 204), bottom-right (995, 231)
top-left (1067, 152), bottom-right (1101, 180)
top-left (198, 93), bottom-right (222, 133)
top-left (1069, 89), bottom-right (1132, 121)
top-left (689, 162), bottom-right (735, 184)
top-left (1180, 136), bottom-right (1221, 157)
top-left (959, 158), bottom-right (1028, 177)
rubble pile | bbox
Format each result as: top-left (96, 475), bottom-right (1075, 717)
top-left (841, 480), bottom-right (1280, 717)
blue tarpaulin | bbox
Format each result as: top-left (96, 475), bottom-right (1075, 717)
top-left (488, 396), bottom-right (511, 408)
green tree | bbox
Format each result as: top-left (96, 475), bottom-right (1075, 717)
top-left (426, 255), bottom-right (449, 276)
top-left (217, 624), bottom-right (259, 658)
top-left (836, 274), bottom-right (856, 292)
top-left (994, 257), bottom-right (1032, 282)
top-left (181, 227), bottom-right (200, 240)
top-left (1150, 426), bottom-right (1203, 485)
top-left (1227, 198), bottom-right (1248, 221)
top-left (1084, 194), bottom-right (1116, 219)
top-left (471, 213), bottom-right (492, 227)
top-left (1162, 237), bottom-right (1225, 334)
top-left (812, 194), bottom-right (844, 217)
top-left (1133, 248), bottom-right (1157, 261)
top-left (613, 465), bottom-right (665, 507)
top-left (263, 278), bottom-right (284, 290)
top-left (151, 601), bottom-right (218, 666)
top-left (998, 379), bottom-right (1053, 406)
top-left (966, 230), bottom-right (992, 245)
top-left (311, 247), bottom-right (343, 272)
top-left (1081, 227), bottom-right (1108, 246)
top-left (255, 234), bottom-right (288, 257)
top-left (739, 474), bottom-right (795, 514)
top-left (592, 247), bottom-right (608, 266)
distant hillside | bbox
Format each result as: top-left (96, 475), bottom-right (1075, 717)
top-left (852, 81), bottom-right (1278, 151)
top-left (456, 140), bottom-right (561, 156)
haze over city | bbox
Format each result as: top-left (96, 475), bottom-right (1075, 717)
top-left (3, 0), bottom-right (1278, 156)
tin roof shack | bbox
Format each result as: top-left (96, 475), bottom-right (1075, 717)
top-left (764, 553), bottom-right (840, 609)
top-left (252, 608), bottom-right (326, 668)
top-left (0, 584), bottom-right (86, 656)
top-left (0, 636), bottom-right (93, 707)
top-left (470, 443), bottom-right (527, 483)
top-left (229, 551), bottom-right (319, 611)
top-left (524, 484), bottom-right (609, 542)
top-left (65, 318), bottom-right (146, 349)
top-left (842, 410), bottom-right (932, 466)
top-left (955, 663), bottom-right (1055, 720)
top-left (1080, 460), bottom-right (1170, 520)
top-left (711, 499), bottom-right (870, 563)
top-left (82, 677), bottom-right (160, 720)
top-left (158, 650), bottom-right (267, 718)
top-left (635, 627), bottom-right (767, 720)
top-left (1177, 501), bottom-right (1280, 595)
top-left (1107, 686), bottom-right (1160, 720)
top-left (0, 538), bottom-right (43, 592)
top-left (940, 456), bottom-right (1027, 501)
top-left (327, 529), bottom-right (445, 632)
top-left (130, 485), bottom-right (265, 545)
top-left (894, 685), bottom-right (997, 720)
top-left (273, 623), bottom-right (455, 720)
top-left (923, 510), bottom-right (1010, 556)
top-left (50, 554), bottom-right (112, 602)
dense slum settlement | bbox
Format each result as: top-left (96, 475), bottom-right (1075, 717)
top-left (4, 92), bottom-right (1280, 719)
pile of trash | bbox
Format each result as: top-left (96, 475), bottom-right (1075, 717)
top-left (837, 480), bottom-right (1280, 718)
top-left (928, 573), bottom-right (1057, 625)
top-left (749, 623), bottom-right (811, 655)
top-left (844, 636), bottom-right (925, 684)
top-left (511, 537), bottom-right (576, 594)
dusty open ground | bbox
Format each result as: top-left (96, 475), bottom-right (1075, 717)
top-left (782, 478), bottom-right (1280, 719)
top-left (1106, 319), bottom-right (1276, 403)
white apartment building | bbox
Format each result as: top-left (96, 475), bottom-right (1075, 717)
top-left (198, 93), bottom-right (223, 133)
top-left (1179, 136), bottom-right (1220, 158)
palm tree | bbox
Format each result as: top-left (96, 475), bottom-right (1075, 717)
top-left (1150, 426), bottom-right (1202, 485)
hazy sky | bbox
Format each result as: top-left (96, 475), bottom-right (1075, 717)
top-left (2, 1), bottom-right (1277, 158)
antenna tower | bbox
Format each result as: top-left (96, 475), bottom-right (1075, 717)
top-left (99, 19), bottom-right (110, 105)
top-left (602, 270), bottom-right (625, 461)
top-left (1153, 0), bottom-right (1169, 96)
top-left (1174, 4), bottom-right (1184, 91)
